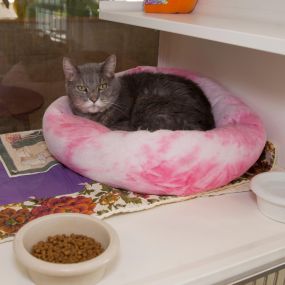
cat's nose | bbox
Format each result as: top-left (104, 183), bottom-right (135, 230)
top-left (89, 95), bottom-right (97, 103)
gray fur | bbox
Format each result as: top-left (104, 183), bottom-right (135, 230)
top-left (63, 55), bottom-right (215, 131)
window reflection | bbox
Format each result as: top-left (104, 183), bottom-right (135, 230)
top-left (0, 0), bottom-right (158, 132)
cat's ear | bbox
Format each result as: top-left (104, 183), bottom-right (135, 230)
top-left (63, 57), bottom-right (77, 81)
top-left (102, 54), bottom-right (116, 78)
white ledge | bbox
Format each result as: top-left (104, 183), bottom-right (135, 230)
top-left (99, 1), bottom-right (285, 56)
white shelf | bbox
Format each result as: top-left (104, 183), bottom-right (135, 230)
top-left (99, 1), bottom-right (285, 56)
top-left (2, 192), bottom-right (285, 285)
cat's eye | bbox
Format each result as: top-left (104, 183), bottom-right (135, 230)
top-left (76, 85), bottom-right (88, 92)
top-left (98, 82), bottom-right (108, 91)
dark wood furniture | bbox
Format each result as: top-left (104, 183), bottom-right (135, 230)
top-left (0, 85), bottom-right (44, 131)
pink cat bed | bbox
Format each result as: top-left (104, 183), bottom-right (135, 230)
top-left (43, 67), bottom-right (266, 196)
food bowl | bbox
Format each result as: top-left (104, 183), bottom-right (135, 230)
top-left (13, 213), bottom-right (119, 285)
top-left (250, 172), bottom-right (285, 223)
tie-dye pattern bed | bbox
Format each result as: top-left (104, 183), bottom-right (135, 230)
top-left (0, 127), bottom-right (276, 243)
top-left (43, 66), bottom-right (267, 196)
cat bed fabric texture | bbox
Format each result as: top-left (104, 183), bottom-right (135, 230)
top-left (43, 66), bottom-right (266, 196)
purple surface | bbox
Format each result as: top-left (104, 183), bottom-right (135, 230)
top-left (0, 163), bottom-right (92, 206)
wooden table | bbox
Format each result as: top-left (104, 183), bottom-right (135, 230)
top-left (0, 85), bottom-right (44, 131)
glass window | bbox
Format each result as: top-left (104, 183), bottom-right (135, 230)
top-left (0, 0), bottom-right (159, 132)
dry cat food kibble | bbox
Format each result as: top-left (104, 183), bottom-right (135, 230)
top-left (31, 234), bottom-right (104, 263)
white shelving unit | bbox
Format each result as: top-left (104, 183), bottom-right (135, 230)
top-left (98, 0), bottom-right (285, 284)
top-left (1, 1), bottom-right (285, 285)
top-left (99, 0), bottom-right (285, 56)
top-left (100, 0), bottom-right (285, 167)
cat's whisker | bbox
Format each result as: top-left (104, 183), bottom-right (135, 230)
top-left (110, 102), bottom-right (126, 109)
top-left (109, 104), bottom-right (129, 117)
top-left (104, 100), bottom-right (128, 109)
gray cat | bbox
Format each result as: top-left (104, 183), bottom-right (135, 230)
top-left (63, 55), bottom-right (215, 131)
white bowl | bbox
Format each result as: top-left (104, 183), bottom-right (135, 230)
top-left (13, 213), bottom-right (119, 285)
top-left (250, 171), bottom-right (285, 223)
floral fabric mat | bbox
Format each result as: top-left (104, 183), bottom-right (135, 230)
top-left (0, 141), bottom-right (276, 244)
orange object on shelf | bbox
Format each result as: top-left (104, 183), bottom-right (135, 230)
top-left (144, 0), bottom-right (198, 14)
